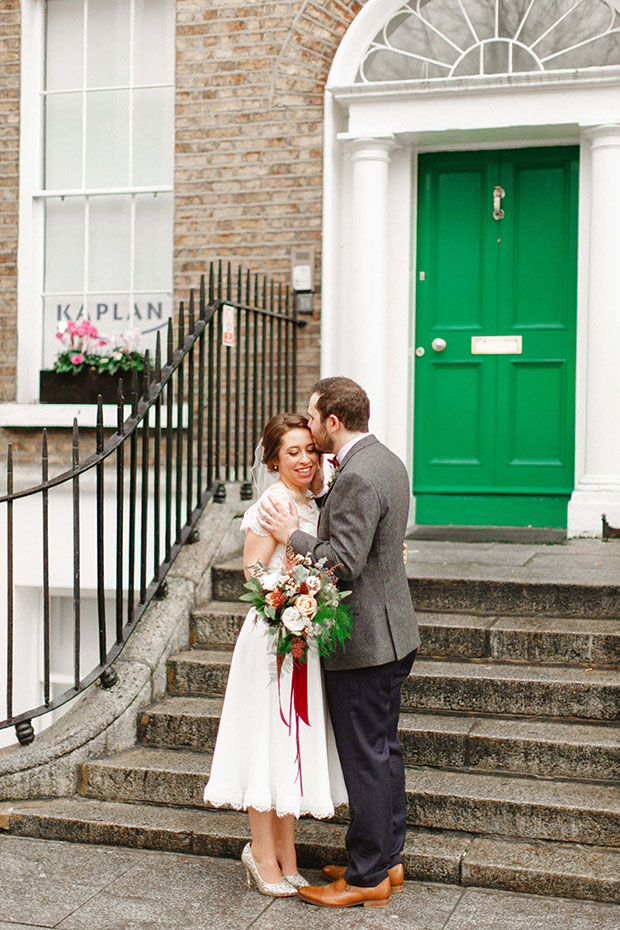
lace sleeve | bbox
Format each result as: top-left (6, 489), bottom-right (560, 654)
top-left (240, 485), bottom-right (291, 537)
top-left (240, 501), bottom-right (271, 537)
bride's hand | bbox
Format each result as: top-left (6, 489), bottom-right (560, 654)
top-left (258, 496), bottom-right (299, 545)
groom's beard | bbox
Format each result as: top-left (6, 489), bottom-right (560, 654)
top-left (311, 422), bottom-right (334, 454)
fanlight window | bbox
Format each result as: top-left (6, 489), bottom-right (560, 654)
top-left (356, 0), bottom-right (620, 82)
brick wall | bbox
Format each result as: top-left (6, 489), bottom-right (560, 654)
top-left (0, 0), bottom-right (21, 403)
top-left (174, 0), bottom-right (365, 411)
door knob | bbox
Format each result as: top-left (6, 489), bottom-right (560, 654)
top-left (431, 338), bottom-right (447, 352)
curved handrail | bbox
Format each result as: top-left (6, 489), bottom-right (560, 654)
top-left (1, 262), bottom-right (302, 743)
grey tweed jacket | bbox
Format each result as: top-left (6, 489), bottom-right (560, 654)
top-left (289, 435), bottom-right (420, 671)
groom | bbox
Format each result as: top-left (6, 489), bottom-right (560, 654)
top-left (259, 376), bottom-right (419, 908)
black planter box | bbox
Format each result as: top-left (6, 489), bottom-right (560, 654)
top-left (39, 369), bottom-right (138, 404)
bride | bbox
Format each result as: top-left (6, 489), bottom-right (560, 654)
top-left (203, 413), bottom-right (347, 896)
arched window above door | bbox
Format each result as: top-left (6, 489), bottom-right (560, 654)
top-left (356, 0), bottom-right (620, 83)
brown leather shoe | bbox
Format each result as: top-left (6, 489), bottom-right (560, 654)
top-left (321, 862), bottom-right (404, 893)
top-left (297, 876), bottom-right (390, 908)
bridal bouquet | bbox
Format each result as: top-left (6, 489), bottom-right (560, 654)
top-left (241, 551), bottom-right (352, 794)
top-left (241, 551), bottom-right (353, 662)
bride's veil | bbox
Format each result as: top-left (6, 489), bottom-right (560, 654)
top-left (251, 439), bottom-right (278, 496)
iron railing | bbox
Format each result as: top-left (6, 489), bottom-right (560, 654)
top-left (1, 262), bottom-right (302, 745)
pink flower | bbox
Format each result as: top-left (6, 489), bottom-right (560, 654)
top-left (55, 331), bottom-right (64, 340)
top-left (98, 339), bottom-right (107, 347)
top-left (70, 353), bottom-right (84, 365)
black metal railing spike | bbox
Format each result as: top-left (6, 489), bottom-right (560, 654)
top-left (142, 350), bottom-right (151, 400)
top-left (284, 285), bottom-right (291, 410)
top-left (117, 378), bottom-right (124, 429)
top-left (199, 274), bottom-right (206, 320)
top-left (72, 419), bottom-right (81, 686)
top-left (277, 282), bottom-right (283, 413)
top-left (140, 359), bottom-right (150, 603)
top-left (178, 301), bottom-right (185, 349)
top-left (155, 331), bottom-right (162, 381)
top-left (131, 368), bottom-right (139, 414)
top-left (41, 429), bottom-right (50, 709)
top-left (167, 317), bottom-right (173, 366)
top-left (189, 289), bottom-right (195, 335)
top-left (95, 397), bottom-right (106, 667)
top-left (186, 316), bottom-right (195, 522)
top-left (115, 385), bottom-right (124, 645)
top-left (235, 266), bottom-right (242, 481)
top-left (0, 261), bottom-right (304, 740)
top-left (153, 334), bottom-right (162, 583)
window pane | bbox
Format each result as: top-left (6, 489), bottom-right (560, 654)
top-left (88, 196), bottom-right (131, 291)
top-left (46, 0), bottom-right (83, 91)
top-left (86, 0), bottom-right (130, 88)
top-left (134, 193), bottom-right (173, 291)
top-left (134, 0), bottom-right (175, 85)
top-left (43, 295), bottom-right (88, 368)
top-left (536, 1), bottom-right (616, 59)
top-left (132, 295), bottom-right (173, 357)
top-left (87, 294), bottom-right (131, 337)
top-left (45, 93), bottom-right (83, 189)
top-left (85, 90), bottom-right (129, 188)
top-left (44, 198), bottom-right (85, 292)
top-left (132, 87), bottom-right (174, 186)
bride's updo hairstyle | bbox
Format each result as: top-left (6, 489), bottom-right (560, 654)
top-left (261, 413), bottom-right (311, 473)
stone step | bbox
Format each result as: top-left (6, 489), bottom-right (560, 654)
top-left (8, 797), bottom-right (620, 904)
top-left (211, 559), bottom-right (620, 618)
top-left (191, 602), bottom-right (620, 668)
top-left (6, 796), bottom-right (620, 903)
top-left (167, 650), bottom-right (620, 720)
top-left (79, 747), bottom-right (620, 847)
top-left (138, 695), bottom-right (620, 781)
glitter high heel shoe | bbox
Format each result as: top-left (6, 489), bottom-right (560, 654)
top-left (283, 872), bottom-right (310, 888)
top-left (241, 843), bottom-right (297, 897)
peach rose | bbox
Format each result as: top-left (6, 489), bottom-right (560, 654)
top-left (294, 593), bottom-right (317, 619)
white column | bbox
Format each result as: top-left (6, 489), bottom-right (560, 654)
top-left (568, 125), bottom-right (620, 536)
top-left (347, 136), bottom-right (396, 441)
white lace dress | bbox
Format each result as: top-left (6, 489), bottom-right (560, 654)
top-left (203, 484), bottom-right (348, 818)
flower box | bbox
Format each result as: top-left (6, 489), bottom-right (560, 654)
top-left (39, 369), bottom-right (136, 404)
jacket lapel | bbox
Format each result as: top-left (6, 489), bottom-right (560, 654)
top-left (317, 435), bottom-right (377, 531)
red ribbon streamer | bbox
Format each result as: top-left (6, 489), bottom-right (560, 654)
top-left (277, 654), bottom-right (310, 795)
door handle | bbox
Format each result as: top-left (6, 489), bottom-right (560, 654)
top-left (431, 338), bottom-right (447, 352)
top-left (493, 186), bottom-right (505, 220)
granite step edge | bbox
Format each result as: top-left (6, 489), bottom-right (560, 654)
top-left (1, 798), bottom-right (618, 903)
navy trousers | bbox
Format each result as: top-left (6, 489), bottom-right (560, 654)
top-left (324, 648), bottom-right (417, 888)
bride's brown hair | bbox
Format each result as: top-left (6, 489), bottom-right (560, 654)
top-left (261, 413), bottom-right (311, 473)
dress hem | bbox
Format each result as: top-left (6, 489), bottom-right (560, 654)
top-left (203, 793), bottom-right (343, 821)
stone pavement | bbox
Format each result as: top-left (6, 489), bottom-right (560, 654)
top-left (1, 835), bottom-right (619, 930)
top-left (405, 537), bottom-right (620, 586)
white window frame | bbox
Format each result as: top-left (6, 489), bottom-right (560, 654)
top-left (16, 0), bottom-right (174, 405)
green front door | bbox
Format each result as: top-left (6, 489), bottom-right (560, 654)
top-left (414, 146), bottom-right (578, 528)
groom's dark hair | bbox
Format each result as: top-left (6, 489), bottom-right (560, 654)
top-left (312, 377), bottom-right (370, 432)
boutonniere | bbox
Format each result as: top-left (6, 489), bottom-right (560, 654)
top-left (327, 456), bottom-right (340, 489)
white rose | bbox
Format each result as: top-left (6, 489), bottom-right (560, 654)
top-left (260, 572), bottom-right (278, 591)
top-left (306, 576), bottom-right (321, 594)
top-left (282, 607), bottom-right (306, 634)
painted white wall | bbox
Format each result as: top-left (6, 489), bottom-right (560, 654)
top-left (0, 471), bottom-right (172, 746)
